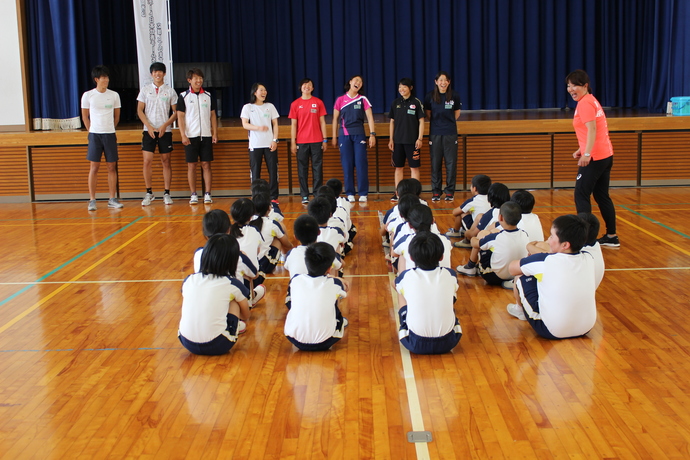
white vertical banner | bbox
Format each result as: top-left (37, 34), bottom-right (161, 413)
top-left (133, 0), bottom-right (173, 89)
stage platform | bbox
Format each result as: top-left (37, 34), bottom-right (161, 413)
top-left (0, 109), bottom-right (688, 202)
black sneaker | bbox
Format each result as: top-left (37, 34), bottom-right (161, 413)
top-left (390, 194), bottom-right (398, 202)
top-left (431, 194), bottom-right (441, 202)
top-left (445, 194), bottom-right (454, 201)
top-left (598, 235), bottom-right (620, 248)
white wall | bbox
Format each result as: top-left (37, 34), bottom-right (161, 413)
top-left (0, 0), bottom-right (26, 128)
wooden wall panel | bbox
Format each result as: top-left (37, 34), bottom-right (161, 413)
top-left (641, 132), bottom-right (690, 185)
top-left (466, 135), bottom-right (551, 187)
top-left (31, 146), bottom-right (91, 197)
top-left (0, 147), bottom-right (29, 197)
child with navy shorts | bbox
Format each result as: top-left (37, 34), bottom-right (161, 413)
top-left (394, 204), bottom-right (452, 273)
top-left (179, 234), bottom-right (251, 355)
top-left (511, 190), bottom-right (545, 242)
top-left (446, 174), bottom-right (491, 238)
top-left (506, 214), bottom-right (597, 340)
top-left (284, 242), bottom-right (349, 351)
top-left (396, 231), bottom-right (462, 354)
top-left (230, 199), bottom-right (266, 307)
top-left (454, 182), bottom-right (509, 248)
top-left (250, 192), bottom-right (293, 284)
top-left (308, 197), bottom-right (346, 256)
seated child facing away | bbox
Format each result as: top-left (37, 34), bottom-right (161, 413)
top-left (250, 192), bottom-right (293, 284)
top-left (456, 201), bottom-right (529, 287)
top-left (506, 214), bottom-right (597, 340)
top-left (179, 234), bottom-right (251, 355)
top-left (396, 231), bottom-right (462, 354)
top-left (393, 204), bottom-right (452, 272)
top-left (446, 174), bottom-right (491, 238)
top-left (284, 214), bottom-right (342, 277)
top-left (316, 185), bottom-right (351, 254)
top-left (380, 178), bottom-right (426, 238)
top-left (284, 242), bottom-right (349, 351)
top-left (511, 189), bottom-right (545, 242)
top-left (252, 178), bottom-right (283, 222)
top-left (455, 182), bottom-right (510, 248)
top-left (326, 178), bottom-right (356, 243)
top-left (308, 196), bottom-right (346, 255)
top-left (193, 209), bottom-right (258, 284)
top-left (230, 198), bottom-right (266, 306)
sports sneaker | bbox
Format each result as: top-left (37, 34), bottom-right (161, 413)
top-left (238, 320), bottom-right (247, 334)
top-left (347, 195), bottom-right (355, 203)
top-left (271, 199), bottom-right (280, 205)
top-left (431, 194), bottom-right (441, 202)
top-left (301, 196), bottom-right (309, 205)
top-left (454, 239), bottom-right (472, 248)
top-left (342, 317), bottom-right (349, 328)
top-left (456, 263), bottom-right (478, 277)
top-left (204, 193), bottom-right (213, 204)
top-left (445, 228), bottom-right (463, 238)
top-left (501, 279), bottom-right (515, 290)
top-left (445, 194), bottom-right (454, 201)
top-left (108, 198), bottom-right (124, 209)
top-left (163, 194), bottom-right (173, 205)
top-left (250, 284), bottom-right (266, 308)
top-left (141, 192), bottom-right (155, 206)
top-left (507, 303), bottom-right (527, 320)
top-left (598, 235), bottom-right (620, 248)
top-left (189, 193), bottom-right (198, 204)
top-left (358, 196), bottom-right (368, 203)
top-left (390, 194), bottom-right (398, 202)
top-left (87, 199), bottom-right (97, 211)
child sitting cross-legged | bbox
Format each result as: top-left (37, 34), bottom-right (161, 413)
top-left (284, 214), bottom-right (343, 277)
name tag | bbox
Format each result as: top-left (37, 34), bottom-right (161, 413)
top-left (444, 103), bottom-right (454, 109)
top-left (407, 109), bottom-right (416, 115)
top-left (105, 104), bottom-right (113, 109)
top-left (201, 103), bottom-right (209, 108)
top-left (160, 97), bottom-right (168, 102)
top-left (310, 109), bottom-right (317, 113)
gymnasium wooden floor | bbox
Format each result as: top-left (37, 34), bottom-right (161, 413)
top-left (0, 186), bottom-right (689, 459)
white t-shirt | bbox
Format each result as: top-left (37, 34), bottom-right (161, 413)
top-left (255, 217), bottom-right (285, 259)
top-left (81, 88), bottom-right (121, 133)
top-left (240, 102), bottom-right (280, 149)
top-left (284, 245), bottom-right (342, 277)
top-left (136, 83), bottom-right (178, 131)
top-left (317, 226), bottom-right (346, 253)
top-left (518, 251), bottom-right (597, 338)
top-left (582, 242), bottom-right (605, 289)
top-left (394, 231), bottom-right (453, 269)
top-left (517, 213), bottom-right (545, 242)
top-left (284, 275), bottom-right (347, 343)
top-left (460, 194), bottom-right (490, 221)
top-left (478, 228), bottom-right (530, 280)
top-left (193, 247), bottom-right (257, 280)
top-left (179, 273), bottom-right (249, 343)
top-left (396, 267), bottom-right (459, 337)
top-left (236, 225), bottom-right (264, 272)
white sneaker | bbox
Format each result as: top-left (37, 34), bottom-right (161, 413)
top-left (204, 193), bottom-right (213, 204)
top-left (501, 279), bottom-right (514, 290)
top-left (445, 228), bottom-right (463, 238)
top-left (456, 263), bottom-right (478, 277)
top-left (141, 192), bottom-right (155, 206)
top-left (347, 195), bottom-right (355, 203)
top-left (189, 193), bottom-right (198, 204)
top-left (342, 317), bottom-right (349, 328)
top-left (107, 198), bottom-right (124, 209)
top-left (454, 239), bottom-right (472, 248)
top-left (358, 196), bottom-right (368, 203)
top-left (507, 303), bottom-right (527, 320)
top-left (163, 194), bottom-right (173, 205)
top-left (87, 199), bottom-right (97, 211)
top-left (250, 284), bottom-right (266, 307)
top-left (238, 320), bottom-right (247, 334)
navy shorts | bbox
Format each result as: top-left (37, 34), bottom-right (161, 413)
top-left (185, 136), bottom-right (213, 163)
top-left (392, 144), bottom-right (421, 168)
top-left (286, 306), bottom-right (346, 351)
top-left (87, 133), bottom-right (118, 162)
top-left (259, 246), bottom-right (280, 275)
top-left (178, 313), bottom-right (239, 355)
top-left (398, 306), bottom-right (462, 354)
top-left (142, 131), bottom-right (173, 154)
top-left (517, 275), bottom-right (562, 340)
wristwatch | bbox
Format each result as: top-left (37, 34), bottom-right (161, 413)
top-left (369, 132), bottom-right (377, 136)
top-left (584, 152), bottom-right (591, 157)
top-left (273, 139), bottom-right (279, 143)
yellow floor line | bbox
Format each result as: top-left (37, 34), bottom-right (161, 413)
top-left (617, 215), bottom-right (690, 257)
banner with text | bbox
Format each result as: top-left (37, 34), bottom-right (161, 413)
top-left (133, 0), bottom-right (173, 89)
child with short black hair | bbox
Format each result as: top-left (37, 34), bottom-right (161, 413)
top-left (309, 196), bottom-right (346, 254)
top-left (579, 212), bottom-right (604, 289)
top-left (396, 231), bottom-right (462, 354)
top-left (394, 204), bottom-right (453, 272)
top-left (284, 242), bottom-right (349, 351)
top-left (284, 215), bottom-right (343, 277)
top-left (446, 174), bottom-right (491, 238)
top-left (506, 214), bottom-right (597, 340)
top-left (250, 192), bottom-right (293, 284)
top-left (511, 189), bottom-right (545, 242)
top-left (230, 198), bottom-right (266, 306)
top-left (326, 178), bottom-right (357, 244)
top-left (455, 182), bottom-right (510, 248)
top-left (179, 233), bottom-right (250, 355)
top-left (457, 201), bottom-right (529, 287)
top-left (252, 178), bottom-right (283, 220)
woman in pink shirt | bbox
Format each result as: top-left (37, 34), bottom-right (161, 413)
top-left (566, 69), bottom-right (619, 248)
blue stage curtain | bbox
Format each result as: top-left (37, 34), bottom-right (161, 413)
top-left (26, 0), bottom-right (690, 127)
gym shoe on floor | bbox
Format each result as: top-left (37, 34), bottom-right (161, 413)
top-left (501, 279), bottom-right (515, 290)
top-left (163, 194), bottom-right (173, 205)
top-left (250, 284), bottom-right (266, 308)
top-left (271, 199), bottom-right (280, 205)
top-left (456, 263), bottom-right (478, 277)
top-left (454, 239), bottom-right (472, 248)
top-left (347, 195), bottom-right (355, 203)
top-left (445, 194), bottom-right (454, 201)
top-left (431, 194), bottom-right (441, 202)
top-left (598, 235), bottom-right (620, 248)
top-left (87, 199), bottom-right (97, 211)
top-left (141, 192), bottom-right (155, 206)
top-left (301, 196), bottom-right (310, 205)
top-left (507, 303), bottom-right (527, 320)
top-left (238, 320), bottom-right (247, 334)
top-left (108, 198), bottom-right (124, 209)
top-left (189, 193), bottom-right (198, 204)
top-left (204, 193), bottom-right (213, 204)
top-left (342, 317), bottom-right (349, 328)
top-left (390, 194), bottom-right (398, 202)
top-left (445, 228), bottom-right (463, 238)
top-left (359, 196), bottom-right (368, 203)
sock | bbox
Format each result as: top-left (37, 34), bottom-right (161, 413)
top-left (146, 188), bottom-right (152, 195)
top-left (466, 260), bottom-right (477, 268)
top-left (164, 189), bottom-right (170, 195)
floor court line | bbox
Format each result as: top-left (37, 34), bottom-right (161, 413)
top-left (619, 205), bottom-right (690, 239)
top-left (0, 216), bottom-right (145, 308)
top-left (0, 222), bottom-right (160, 336)
top-left (617, 215), bottom-right (690, 257)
